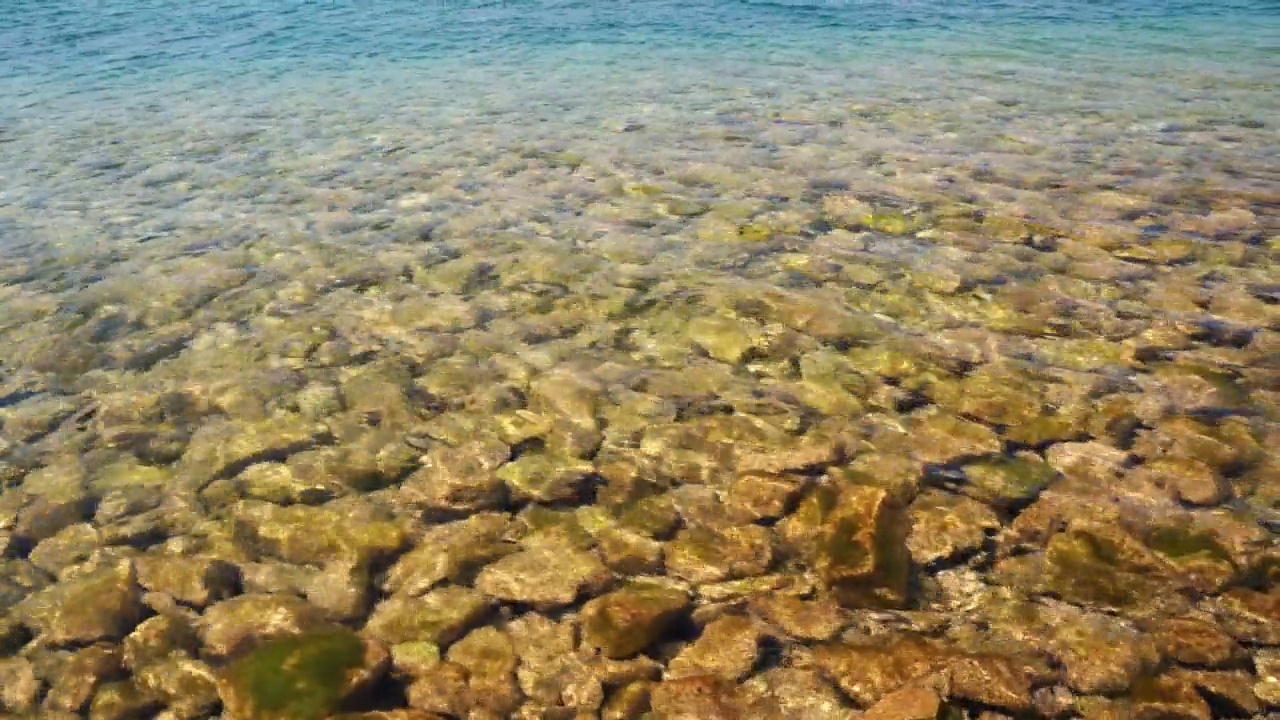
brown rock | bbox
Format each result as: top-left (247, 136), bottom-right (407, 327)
top-left (382, 513), bottom-right (513, 596)
top-left (43, 645), bottom-right (125, 713)
top-left (1129, 674), bottom-right (1211, 720)
top-left (133, 656), bottom-right (220, 718)
top-left (1149, 616), bottom-right (1244, 667)
top-left (1205, 587), bottom-right (1280, 644)
top-left (863, 684), bottom-right (943, 720)
top-left (1049, 610), bottom-right (1160, 695)
top-left (667, 615), bottom-right (762, 681)
top-left (728, 471), bottom-right (807, 521)
top-left (405, 661), bottom-right (473, 717)
top-left (740, 668), bottom-right (854, 720)
top-left (783, 485), bottom-right (911, 609)
top-left (650, 675), bottom-right (746, 720)
top-left (1039, 522), bottom-right (1181, 610)
top-left (907, 491), bottom-right (999, 566)
top-left (597, 526), bottom-right (665, 575)
top-left (750, 594), bottom-right (848, 641)
top-left (395, 438), bottom-right (509, 513)
top-left (602, 680), bottom-right (654, 720)
top-left (810, 636), bottom-right (948, 707)
top-left (1134, 457), bottom-right (1231, 506)
top-left (87, 679), bottom-right (162, 720)
top-left (665, 524), bottom-right (774, 584)
top-left (330, 707), bottom-right (450, 712)
top-left (1167, 669), bottom-right (1261, 716)
top-left (1253, 649), bottom-right (1280, 709)
top-left (909, 412), bottom-right (1002, 465)
top-left (947, 655), bottom-right (1033, 713)
top-left (28, 523), bottom-right (101, 573)
top-left (445, 626), bottom-right (521, 715)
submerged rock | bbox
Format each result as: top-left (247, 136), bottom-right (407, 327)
top-left (14, 561), bottom-right (144, 645)
top-left (217, 627), bottom-right (388, 720)
top-left (199, 593), bottom-right (333, 659)
top-left (581, 582), bottom-right (691, 658)
top-left (364, 585), bottom-right (489, 647)
top-left (475, 543), bottom-right (611, 610)
top-left (781, 484), bottom-right (912, 609)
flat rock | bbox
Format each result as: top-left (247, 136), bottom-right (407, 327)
top-left (665, 525), bottom-right (774, 584)
top-left (739, 668), bottom-right (853, 720)
top-left (395, 439), bottom-right (509, 514)
top-left (179, 416), bottom-right (329, 488)
top-left (231, 500), bottom-right (407, 568)
top-left (364, 585), bottom-right (489, 646)
top-left (909, 412), bottom-right (1001, 465)
top-left (750, 593), bottom-right (847, 642)
top-left (475, 543), bottom-right (611, 610)
top-left (1148, 616), bottom-right (1244, 667)
top-left (43, 645), bottom-right (124, 713)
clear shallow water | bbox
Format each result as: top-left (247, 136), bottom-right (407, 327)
top-left (1, 1), bottom-right (1280, 717)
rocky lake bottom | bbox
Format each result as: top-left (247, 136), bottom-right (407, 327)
top-left (1, 2), bottom-right (1279, 718)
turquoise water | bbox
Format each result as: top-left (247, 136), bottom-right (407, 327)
top-left (3, 0), bottom-right (1277, 260)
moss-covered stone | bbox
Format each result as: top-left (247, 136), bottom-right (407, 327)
top-left (909, 412), bottom-right (1002, 465)
top-left (1144, 523), bottom-right (1237, 592)
top-left (1041, 524), bottom-right (1174, 609)
top-left (134, 554), bottom-right (239, 608)
top-left (960, 456), bottom-right (1057, 509)
top-left (687, 314), bottom-right (760, 364)
top-left (217, 628), bottom-right (387, 720)
top-left (133, 657), bottom-right (220, 719)
top-left (907, 491), bottom-right (999, 567)
top-left (121, 614), bottom-right (199, 671)
top-left (809, 636), bottom-right (947, 707)
top-left (581, 582), bottom-right (691, 659)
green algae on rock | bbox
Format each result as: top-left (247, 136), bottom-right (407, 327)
top-left (581, 582), bottom-right (691, 659)
top-left (217, 628), bottom-right (387, 720)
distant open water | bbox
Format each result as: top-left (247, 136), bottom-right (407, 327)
top-left (0, 0), bottom-right (1277, 256)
